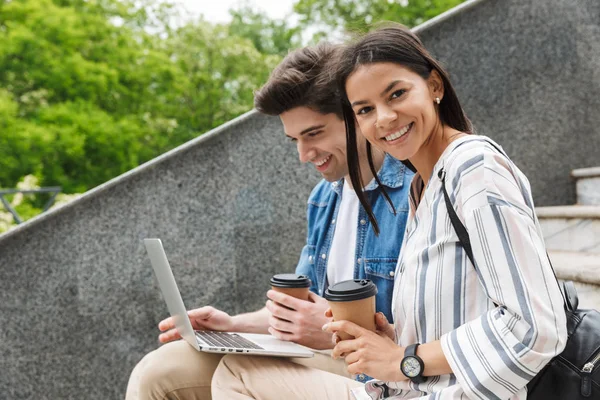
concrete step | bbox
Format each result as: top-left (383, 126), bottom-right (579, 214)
top-left (548, 251), bottom-right (600, 310)
top-left (537, 205), bottom-right (600, 253)
top-left (549, 250), bottom-right (600, 285)
top-left (572, 166), bottom-right (600, 206)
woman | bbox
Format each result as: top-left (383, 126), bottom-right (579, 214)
top-left (212, 24), bottom-right (567, 400)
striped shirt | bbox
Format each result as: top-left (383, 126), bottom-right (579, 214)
top-left (365, 135), bottom-right (567, 399)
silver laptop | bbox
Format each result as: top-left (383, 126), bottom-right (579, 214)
top-left (144, 238), bottom-right (313, 358)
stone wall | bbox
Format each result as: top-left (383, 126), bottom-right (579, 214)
top-left (417, 0), bottom-right (600, 206)
top-left (1, 0), bottom-right (600, 397)
top-left (0, 112), bottom-right (320, 399)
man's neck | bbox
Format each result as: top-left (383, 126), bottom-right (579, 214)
top-left (344, 147), bottom-right (386, 190)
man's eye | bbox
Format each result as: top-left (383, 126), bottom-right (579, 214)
top-left (356, 106), bottom-right (373, 115)
top-left (308, 131), bottom-right (322, 137)
top-left (288, 137), bottom-right (297, 142)
top-left (390, 89), bottom-right (406, 100)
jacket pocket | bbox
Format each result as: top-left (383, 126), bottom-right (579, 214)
top-left (364, 258), bottom-right (397, 280)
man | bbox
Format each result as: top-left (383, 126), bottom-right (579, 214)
top-left (129, 43), bottom-right (413, 399)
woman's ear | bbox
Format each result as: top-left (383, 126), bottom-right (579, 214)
top-left (428, 70), bottom-right (445, 102)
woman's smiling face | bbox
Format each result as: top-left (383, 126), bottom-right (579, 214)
top-left (345, 62), bottom-right (443, 162)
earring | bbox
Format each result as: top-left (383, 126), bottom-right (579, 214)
top-left (435, 97), bottom-right (441, 105)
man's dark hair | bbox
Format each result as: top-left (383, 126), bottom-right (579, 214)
top-left (254, 43), bottom-right (342, 119)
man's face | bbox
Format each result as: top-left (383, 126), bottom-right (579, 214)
top-left (280, 107), bottom-right (348, 182)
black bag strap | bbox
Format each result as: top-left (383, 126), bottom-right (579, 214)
top-left (438, 168), bottom-right (475, 267)
top-left (438, 163), bottom-right (571, 312)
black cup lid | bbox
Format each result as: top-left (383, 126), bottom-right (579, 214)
top-left (270, 274), bottom-right (311, 289)
top-left (324, 279), bottom-right (378, 302)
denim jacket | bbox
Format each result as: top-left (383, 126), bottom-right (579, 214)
top-left (295, 154), bottom-right (413, 323)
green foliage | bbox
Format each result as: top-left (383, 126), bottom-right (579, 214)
top-left (0, 0), bottom-right (279, 195)
top-left (294, 0), bottom-right (467, 39)
top-left (229, 4), bottom-right (301, 56)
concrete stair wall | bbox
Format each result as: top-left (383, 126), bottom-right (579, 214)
top-left (1, 0), bottom-right (600, 398)
top-left (538, 206), bottom-right (600, 253)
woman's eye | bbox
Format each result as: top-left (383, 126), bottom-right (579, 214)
top-left (390, 89), bottom-right (406, 100)
top-left (356, 106), bottom-right (373, 115)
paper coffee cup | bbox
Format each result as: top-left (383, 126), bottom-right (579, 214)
top-left (325, 279), bottom-right (377, 341)
top-left (270, 274), bottom-right (311, 301)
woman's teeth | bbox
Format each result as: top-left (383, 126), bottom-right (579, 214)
top-left (315, 155), bottom-right (331, 166)
top-left (384, 123), bottom-right (412, 141)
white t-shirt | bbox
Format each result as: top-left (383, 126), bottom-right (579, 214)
top-left (326, 179), bottom-right (359, 286)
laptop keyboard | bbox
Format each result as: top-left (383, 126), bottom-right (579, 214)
top-left (195, 331), bottom-right (264, 350)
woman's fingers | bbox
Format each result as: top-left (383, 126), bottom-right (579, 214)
top-left (322, 320), bottom-right (365, 338)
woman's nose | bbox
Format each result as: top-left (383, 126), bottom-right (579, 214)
top-left (376, 106), bottom-right (398, 130)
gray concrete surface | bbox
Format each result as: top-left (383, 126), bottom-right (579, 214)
top-left (2, 0), bottom-right (600, 398)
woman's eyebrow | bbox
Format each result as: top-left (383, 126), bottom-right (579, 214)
top-left (351, 80), bottom-right (408, 107)
top-left (380, 80), bottom-right (405, 97)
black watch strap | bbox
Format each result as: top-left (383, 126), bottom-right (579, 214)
top-left (405, 343), bottom-right (418, 357)
top-left (401, 343), bottom-right (426, 383)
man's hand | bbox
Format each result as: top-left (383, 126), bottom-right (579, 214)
top-left (157, 306), bottom-right (234, 343)
top-left (265, 290), bottom-right (334, 349)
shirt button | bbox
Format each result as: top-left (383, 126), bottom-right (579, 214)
top-left (358, 374), bottom-right (366, 380)
top-left (357, 258), bottom-right (362, 264)
top-left (389, 271), bottom-right (395, 277)
top-left (331, 219), bottom-right (336, 225)
top-left (321, 253), bottom-right (327, 260)
top-left (332, 182), bottom-right (338, 187)
top-left (308, 255), bottom-right (314, 263)
top-left (360, 219), bottom-right (367, 225)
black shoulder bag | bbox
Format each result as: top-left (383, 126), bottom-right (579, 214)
top-left (439, 168), bottom-right (600, 399)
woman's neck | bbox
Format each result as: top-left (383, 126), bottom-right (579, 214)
top-left (410, 126), bottom-right (466, 186)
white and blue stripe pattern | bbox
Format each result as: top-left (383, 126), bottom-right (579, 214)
top-left (366, 135), bottom-right (567, 399)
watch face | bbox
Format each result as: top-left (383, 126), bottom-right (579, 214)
top-left (402, 356), bottom-right (422, 378)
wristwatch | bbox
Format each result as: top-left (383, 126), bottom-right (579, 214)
top-left (400, 343), bottom-right (426, 383)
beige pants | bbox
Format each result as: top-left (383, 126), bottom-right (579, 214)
top-left (211, 354), bottom-right (363, 400)
top-left (133, 340), bottom-right (354, 400)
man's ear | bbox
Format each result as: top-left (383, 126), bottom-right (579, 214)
top-left (428, 70), bottom-right (445, 101)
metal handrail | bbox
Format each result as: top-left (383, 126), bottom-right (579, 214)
top-left (0, 187), bottom-right (62, 224)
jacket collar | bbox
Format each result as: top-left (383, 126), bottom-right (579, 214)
top-left (330, 154), bottom-right (408, 193)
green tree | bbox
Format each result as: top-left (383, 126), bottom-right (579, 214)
top-left (229, 4), bottom-right (301, 56)
top-left (0, 0), bottom-right (180, 191)
top-left (164, 20), bottom-right (280, 132)
top-left (0, 0), bottom-right (278, 195)
top-left (294, 0), bottom-right (467, 39)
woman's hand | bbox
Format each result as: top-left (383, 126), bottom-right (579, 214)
top-left (374, 312), bottom-right (396, 341)
top-left (324, 310), bottom-right (396, 345)
top-left (323, 319), bottom-right (407, 382)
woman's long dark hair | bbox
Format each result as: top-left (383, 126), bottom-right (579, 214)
top-left (338, 24), bottom-right (472, 235)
